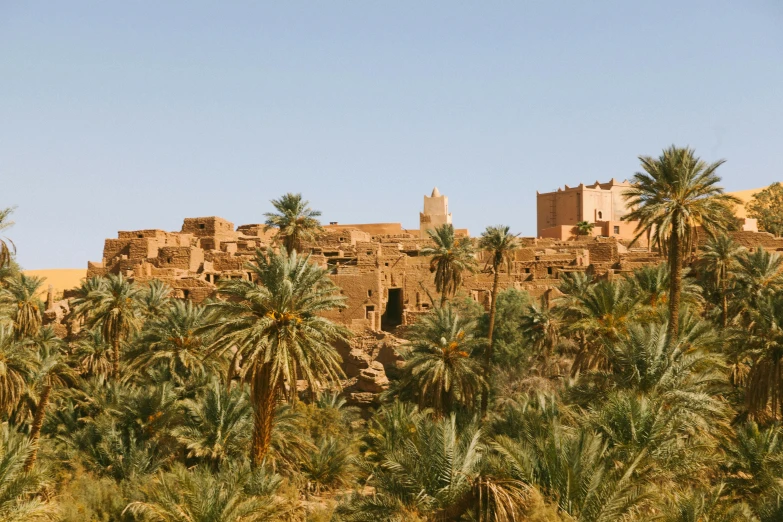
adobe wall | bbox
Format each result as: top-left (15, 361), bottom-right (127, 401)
top-left (83, 214), bottom-right (664, 334)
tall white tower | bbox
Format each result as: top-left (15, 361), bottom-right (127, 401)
top-left (419, 187), bottom-right (453, 238)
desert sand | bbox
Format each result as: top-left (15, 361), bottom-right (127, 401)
top-left (22, 269), bottom-right (87, 297)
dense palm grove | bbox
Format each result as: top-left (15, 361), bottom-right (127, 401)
top-left (1, 147), bottom-right (782, 521)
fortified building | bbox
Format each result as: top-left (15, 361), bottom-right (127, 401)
top-left (81, 185), bottom-right (781, 336)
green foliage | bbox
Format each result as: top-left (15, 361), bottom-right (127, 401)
top-left (0, 423), bottom-right (58, 521)
top-left (125, 462), bottom-right (301, 521)
top-left (0, 207), bottom-right (16, 270)
top-left (747, 182), bottom-right (783, 237)
top-left (263, 192), bottom-right (323, 253)
top-left (421, 223), bottom-right (478, 305)
top-left (575, 220), bottom-right (595, 236)
top-left (0, 273), bottom-right (45, 339)
top-left (3, 185), bottom-right (783, 521)
top-left (392, 305), bottom-right (486, 415)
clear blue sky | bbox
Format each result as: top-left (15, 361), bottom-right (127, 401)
top-left (2, 2), bottom-right (782, 269)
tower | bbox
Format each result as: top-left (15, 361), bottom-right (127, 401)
top-left (419, 187), bottom-right (452, 238)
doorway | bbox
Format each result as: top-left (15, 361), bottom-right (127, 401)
top-left (381, 288), bottom-right (403, 331)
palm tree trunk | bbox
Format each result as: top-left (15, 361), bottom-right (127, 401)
top-left (112, 335), bottom-right (121, 381)
top-left (251, 363), bottom-right (277, 467)
top-left (667, 229), bottom-right (682, 342)
top-left (24, 384), bottom-right (51, 472)
top-left (480, 267), bottom-right (501, 417)
top-left (721, 280), bottom-right (728, 329)
top-left (440, 291), bottom-right (447, 308)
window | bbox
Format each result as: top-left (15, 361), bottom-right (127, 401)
top-left (367, 289), bottom-right (373, 297)
top-left (199, 223), bottom-right (205, 229)
top-left (137, 234), bottom-right (143, 238)
top-left (365, 305), bottom-right (375, 318)
top-left (547, 267), bottom-right (553, 275)
top-left (597, 211), bottom-right (603, 219)
top-left (523, 268), bottom-right (531, 274)
top-left (339, 237), bottom-right (345, 242)
top-left (167, 257), bottom-right (173, 263)
top-left (613, 226), bottom-right (620, 234)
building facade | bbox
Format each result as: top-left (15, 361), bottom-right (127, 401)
top-left (536, 179), bottom-right (640, 241)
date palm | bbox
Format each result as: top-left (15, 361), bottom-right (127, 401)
top-left (0, 423), bottom-right (58, 521)
top-left (0, 207), bottom-right (16, 269)
top-left (700, 235), bottom-right (745, 327)
top-left (561, 279), bottom-right (640, 374)
top-left (125, 462), bottom-right (300, 522)
top-left (624, 146), bottom-right (739, 340)
top-left (0, 327), bottom-right (36, 416)
top-left (744, 293), bottom-right (783, 420)
top-left (71, 274), bottom-right (144, 381)
top-left (263, 193), bottom-right (323, 253)
top-left (338, 412), bottom-right (528, 521)
top-left (71, 327), bottom-right (113, 379)
top-left (421, 223), bottom-right (477, 306)
top-left (396, 306), bottom-right (486, 416)
top-left (141, 279), bottom-right (172, 320)
top-left (174, 379), bottom-right (252, 467)
top-left (23, 327), bottom-right (75, 471)
top-left (724, 422), bottom-right (783, 520)
top-left (207, 248), bottom-right (349, 466)
top-left (0, 273), bottom-right (45, 339)
top-left (493, 425), bottom-right (655, 522)
top-left (576, 220), bottom-right (595, 236)
top-left (129, 300), bottom-right (221, 385)
top-left (478, 225), bottom-right (519, 415)
top-left (735, 247), bottom-right (783, 309)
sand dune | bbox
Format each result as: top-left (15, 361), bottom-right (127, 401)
top-left (22, 269), bottom-right (87, 298)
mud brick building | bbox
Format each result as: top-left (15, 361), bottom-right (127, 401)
top-left (84, 186), bottom-right (780, 335)
top-left (86, 189), bottom-right (653, 333)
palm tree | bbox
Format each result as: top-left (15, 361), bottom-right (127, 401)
top-left (129, 300), bottom-right (221, 385)
top-left (338, 412), bottom-right (528, 521)
top-left (624, 146), bottom-right (739, 340)
top-left (124, 462), bottom-right (300, 522)
top-left (0, 273), bottom-right (45, 339)
top-left (23, 327), bottom-right (75, 471)
top-left (206, 248), bottom-right (349, 466)
top-left (576, 220), bottom-right (595, 237)
top-left (421, 224), bottom-right (477, 306)
top-left (626, 263), bottom-right (704, 320)
top-left (71, 327), bottom-right (114, 379)
top-left (700, 234), bottom-right (744, 327)
top-left (478, 225), bottom-right (518, 416)
top-left (744, 293), bottom-right (783, 420)
top-left (71, 274), bottom-right (144, 381)
top-left (560, 279), bottom-right (640, 373)
top-left (140, 279), bottom-right (172, 320)
top-left (0, 423), bottom-right (58, 521)
top-left (0, 327), bottom-right (36, 416)
top-left (174, 379), bottom-right (252, 467)
top-left (0, 207), bottom-right (16, 269)
top-left (395, 306), bottom-right (485, 416)
top-left (724, 421), bottom-right (783, 520)
top-left (735, 247), bottom-right (783, 308)
top-left (493, 425), bottom-right (655, 522)
top-left (263, 193), bottom-right (323, 253)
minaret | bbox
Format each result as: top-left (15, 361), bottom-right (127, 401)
top-left (419, 187), bottom-right (453, 238)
